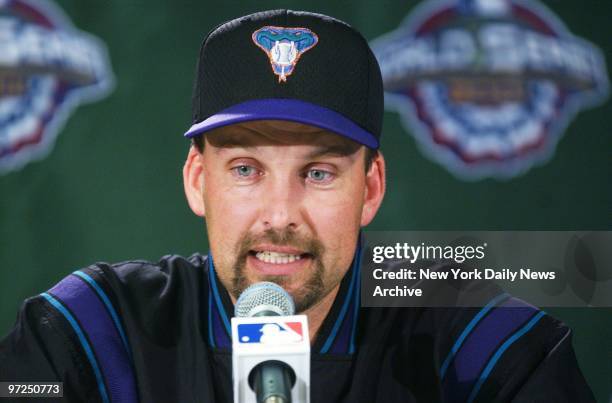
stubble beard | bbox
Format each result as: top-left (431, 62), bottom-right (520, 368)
top-left (229, 228), bottom-right (326, 313)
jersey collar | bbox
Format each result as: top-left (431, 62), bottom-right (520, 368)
top-left (206, 237), bottom-right (362, 355)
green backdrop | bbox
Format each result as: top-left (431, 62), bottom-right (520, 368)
top-left (0, 0), bottom-right (610, 400)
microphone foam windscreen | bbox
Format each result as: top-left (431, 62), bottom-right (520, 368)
top-left (235, 281), bottom-right (295, 317)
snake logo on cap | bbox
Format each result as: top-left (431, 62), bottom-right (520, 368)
top-left (252, 26), bottom-right (318, 83)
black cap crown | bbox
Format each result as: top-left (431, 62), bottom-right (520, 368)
top-left (185, 10), bottom-right (383, 149)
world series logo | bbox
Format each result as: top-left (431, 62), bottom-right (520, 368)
top-left (371, 0), bottom-right (608, 180)
top-left (0, 0), bottom-right (113, 174)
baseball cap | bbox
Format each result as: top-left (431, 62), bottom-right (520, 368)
top-left (184, 9), bottom-right (383, 149)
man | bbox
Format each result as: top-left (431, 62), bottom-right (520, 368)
top-left (0, 9), bottom-right (595, 403)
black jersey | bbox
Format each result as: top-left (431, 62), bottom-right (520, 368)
top-left (0, 253), bottom-right (595, 402)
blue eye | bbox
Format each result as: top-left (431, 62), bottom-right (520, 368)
top-left (307, 169), bottom-right (332, 182)
top-left (234, 165), bottom-right (255, 177)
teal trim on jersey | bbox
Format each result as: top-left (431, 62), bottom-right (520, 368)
top-left (72, 270), bottom-right (133, 362)
top-left (467, 311), bottom-right (546, 403)
top-left (208, 256), bottom-right (231, 336)
top-left (40, 292), bottom-right (110, 403)
top-left (208, 293), bottom-right (216, 348)
top-left (349, 237), bottom-right (363, 354)
top-left (440, 292), bottom-right (510, 378)
top-left (320, 240), bottom-right (361, 354)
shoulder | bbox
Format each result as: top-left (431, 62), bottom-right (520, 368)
top-left (423, 299), bottom-right (592, 402)
top-left (90, 253), bottom-right (209, 286)
top-left (366, 298), bottom-right (593, 402)
top-left (41, 253), bottom-right (208, 311)
top-left (43, 252), bottom-right (211, 329)
top-left (361, 259), bottom-right (593, 401)
top-left (1, 253), bottom-right (212, 401)
top-left (88, 253), bottom-right (209, 295)
top-left (436, 300), bottom-right (594, 401)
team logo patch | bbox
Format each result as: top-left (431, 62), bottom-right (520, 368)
top-left (371, 0), bottom-right (608, 180)
top-left (237, 321), bottom-right (304, 344)
top-left (0, 0), bottom-right (113, 174)
top-left (252, 26), bottom-right (318, 83)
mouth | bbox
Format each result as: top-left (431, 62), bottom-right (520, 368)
top-left (253, 250), bottom-right (304, 264)
top-left (247, 246), bottom-right (313, 276)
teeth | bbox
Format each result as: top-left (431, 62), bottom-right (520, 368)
top-left (255, 251), bottom-right (303, 264)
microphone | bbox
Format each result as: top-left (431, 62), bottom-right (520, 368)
top-left (237, 282), bottom-right (296, 403)
top-left (235, 281), bottom-right (295, 318)
top-left (232, 282), bottom-right (310, 403)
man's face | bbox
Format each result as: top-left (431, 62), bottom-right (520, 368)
top-left (184, 120), bottom-right (385, 313)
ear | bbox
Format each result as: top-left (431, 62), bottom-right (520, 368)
top-left (360, 151), bottom-right (386, 226)
top-left (183, 145), bottom-right (206, 217)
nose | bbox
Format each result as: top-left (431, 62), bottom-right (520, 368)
top-left (259, 174), bottom-right (303, 232)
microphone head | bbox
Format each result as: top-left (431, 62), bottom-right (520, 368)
top-left (235, 281), bottom-right (295, 318)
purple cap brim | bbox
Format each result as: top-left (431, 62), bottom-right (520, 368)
top-left (184, 98), bottom-right (379, 149)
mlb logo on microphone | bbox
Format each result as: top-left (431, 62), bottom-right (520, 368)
top-left (232, 315), bottom-right (310, 402)
top-left (238, 321), bottom-right (304, 344)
